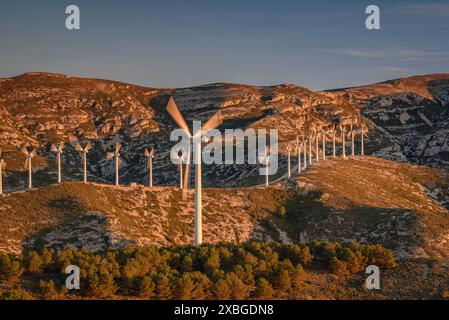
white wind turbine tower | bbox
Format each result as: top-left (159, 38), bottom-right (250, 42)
top-left (21, 145), bottom-right (37, 189)
top-left (360, 124), bottom-right (369, 156)
top-left (302, 134), bottom-right (307, 170)
top-left (331, 124), bottom-right (337, 158)
top-left (166, 96), bottom-right (223, 246)
top-left (0, 149), bottom-right (5, 195)
top-left (72, 139), bottom-right (92, 183)
top-left (308, 131), bottom-right (313, 165)
top-left (350, 116), bottom-right (358, 157)
top-left (171, 149), bottom-right (187, 189)
top-left (296, 136), bottom-right (302, 174)
top-left (258, 145), bottom-right (271, 187)
top-left (321, 126), bottom-right (327, 160)
top-left (340, 124), bottom-right (347, 158)
top-left (51, 142), bottom-right (65, 183)
top-left (106, 142), bottom-right (123, 186)
top-left (314, 127), bottom-right (320, 162)
top-left (286, 144), bottom-right (292, 178)
top-left (144, 148), bottom-right (155, 187)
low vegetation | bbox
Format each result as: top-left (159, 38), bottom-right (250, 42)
top-left (0, 241), bottom-right (396, 300)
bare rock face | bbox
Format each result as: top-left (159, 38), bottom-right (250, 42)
top-left (338, 74), bottom-right (449, 167)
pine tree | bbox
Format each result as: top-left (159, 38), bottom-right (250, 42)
top-left (27, 251), bottom-right (43, 273)
top-left (274, 269), bottom-right (291, 293)
top-left (254, 278), bottom-right (273, 299)
top-left (156, 275), bottom-right (172, 300)
top-left (176, 273), bottom-right (194, 300)
top-left (138, 277), bottom-right (155, 299)
top-left (214, 279), bottom-right (231, 300)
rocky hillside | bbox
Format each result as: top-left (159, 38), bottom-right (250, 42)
top-left (335, 74), bottom-right (449, 167)
top-left (1, 157), bottom-right (447, 262)
top-left (1, 72), bottom-right (448, 191)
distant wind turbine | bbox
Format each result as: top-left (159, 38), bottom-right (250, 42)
top-left (286, 144), bottom-right (292, 178)
top-left (340, 125), bottom-right (347, 158)
top-left (166, 96), bottom-right (223, 246)
top-left (171, 149), bottom-right (187, 189)
top-left (296, 136), bottom-right (302, 175)
top-left (21, 145), bottom-right (37, 189)
top-left (71, 137), bottom-right (92, 183)
top-left (106, 142), bottom-right (123, 186)
top-left (350, 116), bottom-right (358, 157)
top-left (321, 127), bottom-right (327, 160)
top-left (308, 131), bottom-right (313, 165)
top-left (0, 150), bottom-right (5, 195)
top-left (144, 148), bottom-right (155, 187)
top-left (302, 134), bottom-right (307, 170)
top-left (259, 145), bottom-right (271, 187)
top-left (331, 124), bottom-right (337, 158)
top-left (360, 124), bottom-right (369, 156)
top-left (51, 142), bottom-right (65, 183)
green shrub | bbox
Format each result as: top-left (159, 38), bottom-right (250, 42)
top-left (0, 254), bottom-right (24, 283)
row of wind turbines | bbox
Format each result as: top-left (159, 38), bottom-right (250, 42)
top-left (0, 141), bottom-right (155, 194)
top-left (0, 97), bottom-right (369, 247)
top-left (264, 118), bottom-right (369, 185)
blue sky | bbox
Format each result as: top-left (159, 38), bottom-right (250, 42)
top-left (0, 0), bottom-right (448, 90)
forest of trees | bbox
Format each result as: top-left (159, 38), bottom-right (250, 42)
top-left (0, 241), bottom-right (396, 300)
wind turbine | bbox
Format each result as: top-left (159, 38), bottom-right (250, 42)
top-left (308, 131), bottom-right (313, 165)
top-left (359, 124), bottom-right (369, 156)
top-left (314, 127), bottom-right (320, 162)
top-left (0, 150), bottom-right (5, 195)
top-left (51, 142), bottom-right (65, 183)
top-left (302, 134), bottom-right (307, 170)
top-left (350, 116), bottom-right (358, 157)
top-left (171, 149), bottom-right (187, 189)
top-left (296, 136), bottom-right (302, 174)
top-left (21, 145), bottom-right (37, 189)
top-left (106, 142), bottom-right (123, 186)
top-left (331, 124), bottom-right (337, 158)
top-left (71, 138), bottom-right (92, 183)
top-left (340, 125), bottom-right (347, 158)
top-left (165, 96), bottom-right (223, 246)
top-left (286, 144), bottom-right (292, 178)
top-left (144, 148), bottom-right (155, 187)
top-left (321, 126), bottom-right (327, 160)
top-left (258, 145), bottom-right (271, 187)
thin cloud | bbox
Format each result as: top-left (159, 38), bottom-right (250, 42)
top-left (323, 49), bottom-right (449, 62)
top-left (382, 66), bottom-right (406, 72)
top-left (391, 3), bottom-right (449, 15)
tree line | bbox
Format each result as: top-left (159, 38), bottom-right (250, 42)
top-left (0, 241), bottom-right (396, 300)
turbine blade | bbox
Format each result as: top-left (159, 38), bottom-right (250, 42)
top-left (75, 143), bottom-right (83, 152)
top-left (144, 148), bottom-right (150, 158)
top-left (106, 152), bottom-right (115, 160)
top-left (21, 147), bottom-right (29, 155)
top-left (118, 158), bottom-right (123, 166)
top-left (59, 142), bottom-right (65, 152)
top-left (50, 144), bottom-right (57, 153)
top-left (196, 111), bottom-right (223, 137)
top-left (150, 148), bottom-right (155, 157)
top-left (30, 149), bottom-right (37, 157)
top-left (85, 143), bottom-right (92, 152)
top-left (24, 158), bottom-right (29, 169)
top-left (166, 97), bottom-right (192, 138)
top-left (115, 143), bottom-right (122, 153)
